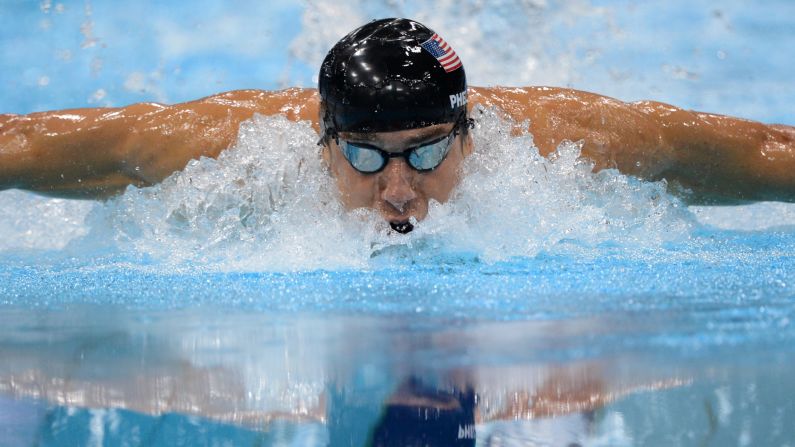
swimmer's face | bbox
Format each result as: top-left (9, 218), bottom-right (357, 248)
top-left (322, 123), bottom-right (473, 228)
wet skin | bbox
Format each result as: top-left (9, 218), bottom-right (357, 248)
top-left (1, 87), bottom-right (794, 220)
top-left (322, 123), bottom-right (473, 228)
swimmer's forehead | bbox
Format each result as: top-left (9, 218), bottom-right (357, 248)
top-left (339, 123), bottom-right (455, 151)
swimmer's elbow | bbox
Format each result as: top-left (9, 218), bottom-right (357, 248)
top-left (113, 104), bottom-right (183, 185)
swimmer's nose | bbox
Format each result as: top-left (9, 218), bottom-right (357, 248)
top-left (380, 159), bottom-right (417, 213)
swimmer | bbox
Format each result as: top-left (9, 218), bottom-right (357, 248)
top-left (1, 18), bottom-right (794, 233)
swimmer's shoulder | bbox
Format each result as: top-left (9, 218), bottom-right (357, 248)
top-left (468, 86), bottom-right (618, 120)
top-left (466, 86), bottom-right (667, 160)
top-left (191, 88), bottom-right (321, 126)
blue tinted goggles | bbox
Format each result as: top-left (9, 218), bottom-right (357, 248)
top-left (323, 114), bottom-right (473, 174)
top-left (338, 128), bottom-right (458, 174)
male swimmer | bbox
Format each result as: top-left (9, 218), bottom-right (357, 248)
top-left (1, 18), bottom-right (794, 234)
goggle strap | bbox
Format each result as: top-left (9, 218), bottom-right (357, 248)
top-left (317, 127), bottom-right (339, 146)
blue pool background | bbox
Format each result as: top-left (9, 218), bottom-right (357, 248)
top-left (2, 1), bottom-right (795, 446)
top-left (3, 0), bottom-right (795, 124)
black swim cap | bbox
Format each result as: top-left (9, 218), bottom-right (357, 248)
top-left (319, 18), bottom-right (468, 135)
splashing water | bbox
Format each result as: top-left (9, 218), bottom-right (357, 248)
top-left (415, 106), bottom-right (694, 262)
top-left (0, 107), bottom-right (694, 271)
top-left (77, 114), bottom-right (371, 271)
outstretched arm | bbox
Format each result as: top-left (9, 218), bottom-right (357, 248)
top-left (0, 88), bottom-right (318, 199)
top-left (628, 101), bottom-right (795, 203)
top-left (472, 87), bottom-right (795, 204)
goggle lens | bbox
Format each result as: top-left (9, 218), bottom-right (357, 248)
top-left (339, 131), bottom-right (455, 174)
top-left (340, 141), bottom-right (386, 173)
top-left (408, 136), bottom-right (451, 171)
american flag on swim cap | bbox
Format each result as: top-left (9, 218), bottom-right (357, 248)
top-left (419, 33), bottom-right (462, 73)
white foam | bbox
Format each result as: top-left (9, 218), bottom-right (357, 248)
top-left (692, 202), bottom-right (795, 231)
top-left (77, 114), bottom-right (380, 271)
top-left (2, 108), bottom-right (792, 270)
top-left (0, 190), bottom-right (93, 251)
top-left (415, 106), bottom-right (695, 262)
top-left (45, 110), bottom-right (695, 270)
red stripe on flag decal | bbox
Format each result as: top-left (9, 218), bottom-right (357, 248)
top-left (444, 62), bottom-right (460, 71)
top-left (439, 53), bottom-right (456, 63)
top-left (421, 33), bottom-right (462, 73)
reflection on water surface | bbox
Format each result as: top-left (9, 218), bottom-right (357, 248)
top-left (1, 306), bottom-right (792, 446)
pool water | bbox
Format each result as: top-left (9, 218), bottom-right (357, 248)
top-left (2, 1), bottom-right (795, 446)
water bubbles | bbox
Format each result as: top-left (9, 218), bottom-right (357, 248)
top-left (60, 109), bottom-right (695, 270)
top-left (409, 105), bottom-right (695, 262)
top-left (0, 110), bottom-right (705, 270)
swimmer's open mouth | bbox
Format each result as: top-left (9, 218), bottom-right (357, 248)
top-left (390, 221), bottom-right (414, 234)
